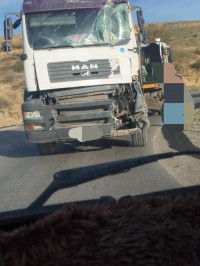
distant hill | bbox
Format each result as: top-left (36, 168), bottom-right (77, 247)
top-left (0, 20), bottom-right (200, 127)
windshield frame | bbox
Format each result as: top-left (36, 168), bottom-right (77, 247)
top-left (25, 4), bottom-right (131, 49)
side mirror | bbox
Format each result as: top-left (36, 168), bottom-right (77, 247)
top-left (137, 10), bottom-right (145, 34)
top-left (138, 33), bottom-right (144, 43)
top-left (4, 17), bottom-right (13, 40)
top-left (167, 48), bottom-right (172, 63)
top-left (136, 8), bottom-right (148, 45)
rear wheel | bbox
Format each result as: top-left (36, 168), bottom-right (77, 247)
top-left (36, 142), bottom-right (56, 155)
top-left (131, 128), bottom-right (148, 147)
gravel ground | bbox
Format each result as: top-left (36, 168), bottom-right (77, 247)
top-left (154, 108), bottom-right (200, 186)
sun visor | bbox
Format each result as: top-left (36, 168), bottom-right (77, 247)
top-left (22, 0), bottom-right (128, 14)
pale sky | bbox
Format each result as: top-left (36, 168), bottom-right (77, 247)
top-left (0, 0), bottom-right (200, 36)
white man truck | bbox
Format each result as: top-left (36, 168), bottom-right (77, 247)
top-left (2, 0), bottom-right (156, 154)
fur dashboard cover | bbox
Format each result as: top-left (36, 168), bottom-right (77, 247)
top-left (0, 193), bottom-right (200, 266)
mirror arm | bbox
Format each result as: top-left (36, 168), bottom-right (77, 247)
top-left (130, 5), bottom-right (142, 11)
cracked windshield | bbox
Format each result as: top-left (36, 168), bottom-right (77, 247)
top-left (0, 0), bottom-right (199, 216)
top-left (26, 4), bottom-right (130, 48)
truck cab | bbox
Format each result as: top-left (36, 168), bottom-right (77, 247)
top-left (3, 0), bottom-right (149, 154)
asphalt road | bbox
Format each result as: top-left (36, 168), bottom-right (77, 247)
top-left (0, 115), bottom-right (182, 212)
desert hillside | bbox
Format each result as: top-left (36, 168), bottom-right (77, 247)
top-left (0, 20), bottom-right (200, 128)
top-left (146, 21), bottom-right (200, 91)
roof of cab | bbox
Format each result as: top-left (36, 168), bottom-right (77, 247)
top-left (22, 0), bottom-right (128, 14)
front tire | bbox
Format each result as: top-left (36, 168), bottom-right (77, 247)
top-left (36, 142), bottom-right (56, 155)
top-left (131, 128), bottom-right (148, 147)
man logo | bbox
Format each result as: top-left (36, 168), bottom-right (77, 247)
top-left (81, 70), bottom-right (91, 77)
top-left (71, 64), bottom-right (98, 71)
top-left (72, 65), bottom-right (80, 71)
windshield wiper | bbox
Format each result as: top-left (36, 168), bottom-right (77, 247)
top-left (0, 150), bottom-right (200, 230)
top-left (34, 43), bottom-right (113, 50)
top-left (49, 44), bottom-right (75, 49)
top-left (27, 150), bottom-right (200, 209)
top-left (76, 43), bottom-right (114, 47)
top-left (52, 43), bottom-right (75, 48)
top-left (34, 44), bottom-right (75, 50)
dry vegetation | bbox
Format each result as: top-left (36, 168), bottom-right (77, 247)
top-left (0, 34), bottom-right (25, 127)
top-left (146, 20), bottom-right (200, 92)
top-left (0, 21), bottom-right (199, 129)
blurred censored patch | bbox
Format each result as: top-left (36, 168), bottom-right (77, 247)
top-left (164, 84), bottom-right (184, 103)
top-left (163, 103), bottom-right (184, 124)
top-left (162, 63), bottom-right (195, 130)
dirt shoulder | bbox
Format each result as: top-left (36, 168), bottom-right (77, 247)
top-left (0, 84), bottom-right (23, 128)
top-left (154, 108), bottom-right (200, 186)
top-left (0, 35), bottom-right (25, 128)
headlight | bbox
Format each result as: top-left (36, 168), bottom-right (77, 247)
top-left (23, 111), bottom-right (41, 119)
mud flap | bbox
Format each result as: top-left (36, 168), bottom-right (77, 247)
top-left (134, 82), bottom-right (148, 112)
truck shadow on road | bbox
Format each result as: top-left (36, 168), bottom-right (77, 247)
top-left (0, 129), bottom-right (143, 158)
top-left (161, 125), bottom-right (200, 159)
top-left (52, 137), bottom-right (141, 155)
top-left (0, 130), bottom-right (38, 158)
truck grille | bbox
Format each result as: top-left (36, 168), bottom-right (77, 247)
top-left (48, 59), bottom-right (120, 83)
top-left (53, 92), bottom-right (115, 128)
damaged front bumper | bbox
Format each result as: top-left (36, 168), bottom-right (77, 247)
top-left (22, 95), bottom-right (119, 143)
top-left (22, 98), bottom-right (148, 144)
